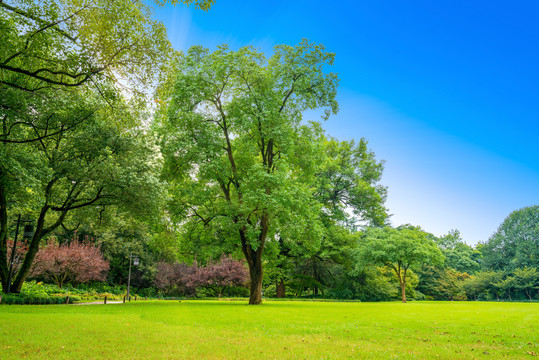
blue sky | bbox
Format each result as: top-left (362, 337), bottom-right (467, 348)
top-left (153, 0), bottom-right (539, 245)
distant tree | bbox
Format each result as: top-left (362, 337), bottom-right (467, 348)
top-left (462, 270), bottom-right (504, 301)
top-left (437, 230), bottom-right (481, 274)
top-left (357, 226), bottom-right (443, 303)
top-left (513, 267), bottom-right (538, 301)
top-left (416, 265), bottom-right (470, 300)
top-left (154, 262), bottom-right (197, 296)
top-left (30, 236), bottom-right (109, 288)
top-left (493, 274), bottom-right (516, 301)
top-left (481, 206), bottom-right (539, 271)
top-left (190, 255), bottom-right (249, 297)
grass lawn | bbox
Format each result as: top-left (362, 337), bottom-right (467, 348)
top-left (0, 300), bottom-right (538, 359)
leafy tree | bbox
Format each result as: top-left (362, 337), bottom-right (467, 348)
top-left (190, 255), bottom-right (248, 297)
top-left (356, 226), bottom-right (443, 303)
top-left (0, 95), bottom-right (162, 292)
top-left (1, 0), bottom-right (190, 293)
top-left (416, 265), bottom-right (470, 300)
top-left (0, 0), bottom-right (211, 94)
top-left (493, 274), bottom-right (516, 301)
top-left (160, 40), bottom-right (338, 304)
top-left (481, 206), bottom-right (539, 271)
top-left (30, 236), bottom-right (109, 288)
top-left (276, 135), bottom-right (388, 297)
top-left (315, 136), bottom-right (387, 226)
top-left (513, 267), bottom-right (538, 301)
top-left (437, 230), bottom-right (481, 274)
top-left (341, 263), bottom-right (399, 301)
top-left (462, 270), bottom-right (504, 301)
top-left (154, 262), bottom-right (197, 296)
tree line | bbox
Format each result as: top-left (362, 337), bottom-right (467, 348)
top-left (1, 0), bottom-right (537, 304)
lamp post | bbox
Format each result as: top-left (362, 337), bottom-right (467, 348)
top-left (126, 253), bottom-right (139, 302)
top-left (6, 215), bottom-right (34, 293)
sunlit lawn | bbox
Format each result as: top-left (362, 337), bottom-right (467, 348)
top-left (0, 300), bottom-right (538, 359)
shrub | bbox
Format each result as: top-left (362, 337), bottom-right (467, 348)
top-left (30, 237), bottom-right (109, 288)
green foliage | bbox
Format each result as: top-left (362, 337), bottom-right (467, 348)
top-left (0, 0), bottom-right (174, 93)
top-left (316, 136), bottom-right (388, 226)
top-left (461, 270), bottom-right (504, 301)
top-left (481, 205), bottom-right (539, 270)
top-left (437, 229), bottom-right (481, 274)
top-left (356, 225), bottom-right (444, 302)
top-left (416, 265), bottom-right (470, 300)
top-left (159, 40), bottom-right (339, 304)
top-left (513, 267), bottom-right (539, 300)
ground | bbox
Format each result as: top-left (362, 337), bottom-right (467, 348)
top-left (0, 300), bottom-right (537, 359)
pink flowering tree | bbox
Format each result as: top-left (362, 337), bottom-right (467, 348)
top-left (189, 255), bottom-right (249, 297)
top-left (154, 262), bottom-right (198, 296)
top-left (30, 236), bottom-right (109, 288)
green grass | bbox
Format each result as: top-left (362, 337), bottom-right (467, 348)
top-left (0, 300), bottom-right (538, 359)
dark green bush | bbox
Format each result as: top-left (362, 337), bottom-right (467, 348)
top-left (0, 293), bottom-right (72, 305)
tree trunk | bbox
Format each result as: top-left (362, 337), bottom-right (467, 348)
top-left (0, 171), bottom-right (10, 291)
top-left (239, 215), bottom-right (268, 305)
top-left (11, 206), bottom-right (49, 293)
top-left (394, 265), bottom-right (406, 303)
top-left (276, 279), bottom-right (285, 298)
top-left (400, 280), bottom-right (407, 303)
top-left (247, 259), bottom-right (263, 304)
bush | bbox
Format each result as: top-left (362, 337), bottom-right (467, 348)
top-left (0, 293), bottom-right (72, 305)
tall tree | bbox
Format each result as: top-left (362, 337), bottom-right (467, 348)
top-left (1, 0), bottom-right (208, 293)
top-left (0, 0), bottom-right (213, 94)
top-left (436, 229), bottom-right (481, 274)
top-left (357, 225), bottom-right (443, 303)
top-left (481, 206), bottom-right (539, 271)
top-left (160, 41), bottom-right (339, 304)
top-left (0, 91), bottom-right (162, 292)
top-left (267, 135), bottom-right (388, 298)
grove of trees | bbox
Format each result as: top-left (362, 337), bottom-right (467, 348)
top-left (1, 0), bottom-right (537, 304)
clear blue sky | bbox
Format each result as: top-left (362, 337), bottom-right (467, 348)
top-left (153, 0), bottom-right (539, 245)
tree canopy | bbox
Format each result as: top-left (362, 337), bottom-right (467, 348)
top-left (481, 206), bottom-right (539, 270)
top-left (356, 225), bottom-right (443, 302)
top-left (159, 40), bottom-right (339, 304)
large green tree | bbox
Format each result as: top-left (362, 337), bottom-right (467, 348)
top-left (160, 41), bottom-right (339, 304)
top-left (0, 0), bottom-right (213, 93)
top-left (1, 0), bottom-right (210, 293)
top-left (436, 229), bottom-right (481, 274)
top-left (0, 90), bottom-right (162, 292)
top-left (481, 206), bottom-right (539, 271)
top-left (357, 225), bottom-right (444, 303)
top-left (267, 135), bottom-right (388, 298)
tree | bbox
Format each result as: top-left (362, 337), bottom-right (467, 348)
top-left (160, 40), bottom-right (339, 304)
top-left (0, 93), bottom-right (163, 292)
top-left (437, 230), bottom-right (481, 274)
top-left (513, 267), bottom-right (538, 301)
top-left (154, 262), bottom-right (197, 296)
top-left (30, 235), bottom-right (109, 288)
top-left (190, 255), bottom-right (248, 297)
top-left (493, 274), bottom-right (516, 301)
top-left (416, 265), bottom-right (470, 300)
top-left (274, 135), bottom-right (388, 297)
top-left (481, 206), bottom-right (539, 271)
top-left (1, 0), bottom-right (200, 293)
top-left (356, 226), bottom-right (443, 303)
top-left (315, 136), bottom-right (387, 226)
top-left (0, 0), bottom-right (214, 94)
